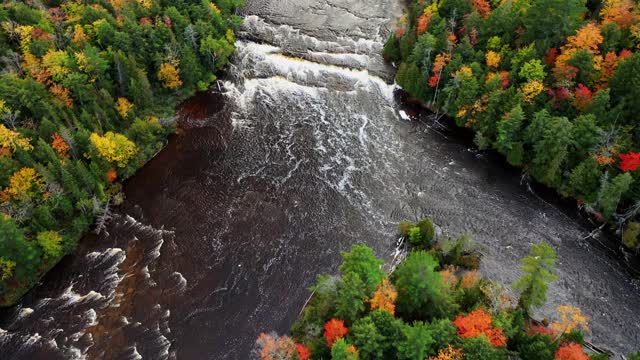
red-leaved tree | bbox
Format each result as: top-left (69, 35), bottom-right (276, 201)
top-left (324, 319), bottom-right (348, 348)
top-left (296, 344), bottom-right (311, 360)
top-left (573, 84), bottom-right (593, 110)
top-left (619, 152), bottom-right (640, 172)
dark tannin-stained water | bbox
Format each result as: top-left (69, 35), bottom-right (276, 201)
top-left (1, 1), bottom-right (639, 359)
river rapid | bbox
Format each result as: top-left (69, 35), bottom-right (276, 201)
top-left (1, 0), bottom-right (639, 359)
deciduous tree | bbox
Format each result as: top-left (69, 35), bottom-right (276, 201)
top-left (90, 132), bottom-right (137, 168)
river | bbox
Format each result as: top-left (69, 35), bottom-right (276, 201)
top-left (1, 0), bottom-right (639, 359)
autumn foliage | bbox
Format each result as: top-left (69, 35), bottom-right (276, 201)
top-left (453, 308), bottom-right (507, 347)
top-left (51, 133), bottom-right (69, 158)
top-left (427, 345), bottom-right (463, 360)
top-left (0, 0), bottom-right (241, 308)
top-left (255, 333), bottom-right (297, 360)
top-left (106, 168), bottom-right (118, 183)
top-left (417, 13), bottom-right (433, 35)
top-left (555, 342), bottom-right (590, 360)
top-left (296, 344), bottom-right (311, 360)
top-left (369, 278), bottom-right (398, 315)
top-left (389, 0), bottom-right (640, 241)
top-left (158, 63), bottom-right (183, 89)
top-left (619, 152), bottom-right (640, 172)
top-left (473, 0), bottom-right (491, 18)
top-left (324, 318), bottom-right (348, 347)
top-left (572, 84), bottom-right (592, 110)
top-left (551, 305), bottom-right (589, 334)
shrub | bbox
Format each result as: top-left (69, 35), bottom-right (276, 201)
top-left (416, 218), bottom-right (436, 244)
top-left (397, 220), bottom-right (413, 237)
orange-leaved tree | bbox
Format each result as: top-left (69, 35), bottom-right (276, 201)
top-left (555, 342), bottom-right (589, 360)
top-left (369, 278), bottom-right (398, 315)
top-left (51, 133), bottom-right (70, 158)
top-left (255, 333), bottom-right (296, 360)
top-left (453, 308), bottom-right (506, 347)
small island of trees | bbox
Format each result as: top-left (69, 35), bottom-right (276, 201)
top-left (255, 218), bottom-right (640, 359)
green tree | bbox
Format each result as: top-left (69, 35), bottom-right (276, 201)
top-left (334, 272), bottom-right (368, 324)
top-left (599, 172), bottom-right (633, 218)
top-left (513, 244), bottom-right (558, 312)
top-left (428, 319), bottom-right (457, 352)
top-left (461, 336), bottom-right (507, 360)
top-left (351, 310), bottom-right (402, 360)
top-left (527, 115), bottom-right (574, 188)
top-left (395, 322), bottom-right (435, 360)
top-left (36, 230), bottom-right (63, 259)
top-left (522, 0), bottom-right (587, 49)
top-left (393, 251), bottom-right (455, 320)
top-left (516, 333), bottom-right (557, 360)
top-left (609, 54), bottom-right (640, 123)
top-left (518, 60), bottom-right (546, 81)
top-left (496, 105), bottom-right (525, 162)
top-left (339, 245), bottom-right (384, 295)
top-left (0, 217), bottom-right (41, 281)
top-left (331, 338), bottom-right (359, 360)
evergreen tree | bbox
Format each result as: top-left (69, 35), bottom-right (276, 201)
top-left (513, 244), bottom-right (558, 312)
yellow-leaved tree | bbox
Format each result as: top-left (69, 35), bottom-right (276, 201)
top-left (5, 167), bottom-right (44, 201)
top-left (551, 305), bottom-right (589, 334)
top-left (116, 97), bottom-right (134, 119)
top-left (158, 63), bottom-right (183, 89)
top-left (90, 132), bottom-right (137, 168)
top-left (521, 80), bottom-right (545, 102)
top-left (0, 124), bottom-right (33, 154)
top-left (485, 51), bottom-right (501, 68)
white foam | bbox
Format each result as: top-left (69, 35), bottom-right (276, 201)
top-left (17, 307), bottom-right (34, 319)
top-left (83, 309), bottom-right (98, 327)
top-left (170, 272), bottom-right (187, 292)
top-left (24, 333), bottom-right (41, 345)
top-left (127, 346), bottom-right (143, 360)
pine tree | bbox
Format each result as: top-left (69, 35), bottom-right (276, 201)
top-left (513, 244), bottom-right (558, 312)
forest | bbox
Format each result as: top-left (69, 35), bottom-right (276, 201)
top-left (0, 0), bottom-right (242, 306)
top-left (255, 218), bottom-right (640, 360)
top-left (384, 0), bottom-right (640, 251)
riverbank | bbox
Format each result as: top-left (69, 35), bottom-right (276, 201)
top-left (0, 1), bottom-right (241, 307)
top-left (395, 90), bottom-right (640, 276)
top-left (385, 0), bottom-right (640, 253)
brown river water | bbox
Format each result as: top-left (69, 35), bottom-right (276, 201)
top-left (1, 0), bottom-right (639, 359)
